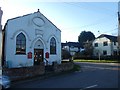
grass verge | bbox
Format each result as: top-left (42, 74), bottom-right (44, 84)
top-left (74, 59), bottom-right (119, 63)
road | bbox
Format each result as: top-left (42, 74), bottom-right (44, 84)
top-left (11, 62), bottom-right (120, 89)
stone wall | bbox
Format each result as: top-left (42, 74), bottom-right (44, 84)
top-left (3, 62), bottom-right (45, 81)
top-left (53, 62), bottom-right (74, 73)
top-left (2, 62), bottom-right (74, 81)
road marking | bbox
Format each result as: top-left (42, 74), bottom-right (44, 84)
top-left (85, 84), bottom-right (98, 88)
top-left (80, 84), bottom-right (98, 90)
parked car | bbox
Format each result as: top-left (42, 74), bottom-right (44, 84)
top-left (0, 75), bottom-right (11, 89)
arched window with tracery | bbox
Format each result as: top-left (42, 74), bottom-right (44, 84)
top-left (50, 37), bottom-right (56, 54)
top-left (16, 33), bottom-right (26, 54)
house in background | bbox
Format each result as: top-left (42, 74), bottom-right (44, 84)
top-left (2, 10), bottom-right (61, 68)
top-left (0, 7), bottom-right (3, 66)
top-left (62, 42), bottom-right (83, 56)
top-left (93, 34), bottom-right (118, 57)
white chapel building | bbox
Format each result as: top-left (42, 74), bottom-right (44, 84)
top-left (3, 10), bottom-right (61, 68)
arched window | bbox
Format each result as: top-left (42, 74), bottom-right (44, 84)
top-left (50, 37), bottom-right (56, 54)
top-left (16, 33), bottom-right (26, 54)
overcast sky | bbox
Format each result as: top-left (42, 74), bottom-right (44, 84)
top-left (0, 0), bottom-right (119, 42)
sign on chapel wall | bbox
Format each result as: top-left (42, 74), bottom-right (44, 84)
top-left (28, 52), bottom-right (32, 59)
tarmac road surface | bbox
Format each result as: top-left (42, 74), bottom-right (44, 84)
top-left (11, 62), bottom-right (120, 89)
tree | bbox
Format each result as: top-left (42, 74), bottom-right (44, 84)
top-left (78, 31), bottom-right (95, 58)
top-left (78, 31), bottom-right (95, 45)
top-left (83, 41), bottom-right (94, 56)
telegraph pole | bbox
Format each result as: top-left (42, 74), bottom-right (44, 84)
top-left (118, 2), bottom-right (120, 54)
top-left (0, 7), bottom-right (3, 66)
top-left (98, 30), bottom-right (101, 61)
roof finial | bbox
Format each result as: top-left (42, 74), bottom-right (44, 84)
top-left (38, 9), bottom-right (40, 12)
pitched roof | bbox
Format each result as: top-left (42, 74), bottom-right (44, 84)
top-left (97, 34), bottom-right (117, 42)
top-left (61, 42), bottom-right (83, 48)
top-left (4, 10), bottom-right (61, 32)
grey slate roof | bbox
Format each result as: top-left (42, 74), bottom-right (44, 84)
top-left (97, 34), bottom-right (117, 42)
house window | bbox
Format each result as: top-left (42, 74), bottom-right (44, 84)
top-left (50, 37), bottom-right (56, 54)
top-left (94, 43), bottom-right (98, 47)
top-left (16, 33), bottom-right (26, 54)
top-left (103, 50), bottom-right (107, 55)
top-left (71, 46), bottom-right (74, 48)
top-left (96, 52), bottom-right (99, 56)
top-left (103, 41), bottom-right (108, 46)
top-left (113, 51), bottom-right (117, 56)
top-left (114, 42), bottom-right (116, 46)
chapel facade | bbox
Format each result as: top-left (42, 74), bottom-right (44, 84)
top-left (3, 10), bottom-right (61, 68)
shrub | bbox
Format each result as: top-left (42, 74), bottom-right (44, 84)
top-left (62, 49), bottom-right (72, 59)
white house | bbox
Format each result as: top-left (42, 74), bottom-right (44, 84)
top-left (93, 34), bottom-right (118, 57)
top-left (3, 10), bottom-right (61, 68)
top-left (0, 7), bottom-right (3, 66)
top-left (62, 42), bottom-right (83, 56)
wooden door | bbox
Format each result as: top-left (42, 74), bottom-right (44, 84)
top-left (34, 49), bottom-right (43, 65)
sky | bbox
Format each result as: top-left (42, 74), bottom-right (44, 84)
top-left (0, 0), bottom-right (119, 43)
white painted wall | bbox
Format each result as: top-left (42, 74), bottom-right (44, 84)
top-left (62, 45), bottom-right (80, 56)
top-left (69, 47), bottom-right (79, 56)
top-left (93, 37), bottom-right (118, 56)
top-left (4, 11), bottom-right (61, 68)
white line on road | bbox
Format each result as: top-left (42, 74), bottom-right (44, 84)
top-left (80, 84), bottom-right (98, 90)
top-left (85, 84), bottom-right (98, 88)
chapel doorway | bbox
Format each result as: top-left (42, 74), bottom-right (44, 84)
top-left (34, 39), bottom-right (44, 65)
top-left (34, 49), bottom-right (43, 65)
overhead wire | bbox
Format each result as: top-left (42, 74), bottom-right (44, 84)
top-left (61, 2), bottom-right (118, 36)
top-left (64, 2), bottom-right (117, 17)
top-left (63, 2), bottom-right (117, 27)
